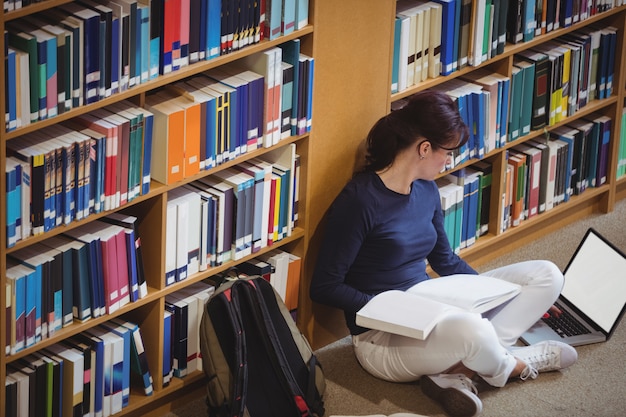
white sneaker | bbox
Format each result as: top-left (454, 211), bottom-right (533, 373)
top-left (510, 340), bottom-right (578, 380)
top-left (420, 373), bottom-right (483, 417)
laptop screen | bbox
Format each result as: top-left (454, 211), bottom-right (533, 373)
top-left (561, 228), bottom-right (626, 334)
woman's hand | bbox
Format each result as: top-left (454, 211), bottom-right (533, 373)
top-left (547, 304), bottom-right (563, 318)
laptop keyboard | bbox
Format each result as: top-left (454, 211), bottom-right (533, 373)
top-left (542, 302), bottom-right (592, 337)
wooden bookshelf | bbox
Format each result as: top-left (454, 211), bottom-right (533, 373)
top-left (297, 0), bottom-right (626, 351)
top-left (3, 0), bottom-right (626, 414)
top-left (1, 0), bottom-right (315, 415)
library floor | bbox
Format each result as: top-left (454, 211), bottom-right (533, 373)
top-left (167, 198), bottom-right (626, 417)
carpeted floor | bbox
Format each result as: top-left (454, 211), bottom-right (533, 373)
top-left (168, 198), bottom-right (626, 417)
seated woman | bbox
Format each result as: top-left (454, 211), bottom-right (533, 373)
top-left (309, 90), bottom-right (577, 417)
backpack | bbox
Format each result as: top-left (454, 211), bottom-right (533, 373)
top-left (199, 275), bottom-right (326, 417)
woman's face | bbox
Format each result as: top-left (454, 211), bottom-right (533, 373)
top-left (417, 140), bottom-right (455, 180)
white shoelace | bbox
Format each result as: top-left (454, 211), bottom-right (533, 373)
top-left (448, 374), bottom-right (480, 395)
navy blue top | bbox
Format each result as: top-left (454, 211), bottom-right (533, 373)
top-left (310, 171), bottom-right (477, 334)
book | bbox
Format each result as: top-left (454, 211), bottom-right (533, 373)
top-left (99, 321), bottom-right (132, 408)
top-left (109, 318), bottom-right (154, 396)
top-left (144, 92), bottom-right (186, 184)
top-left (45, 343), bottom-right (84, 417)
top-left (516, 49), bottom-right (550, 131)
top-left (356, 275), bottom-right (521, 340)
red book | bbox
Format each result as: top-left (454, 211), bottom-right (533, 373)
top-left (75, 114), bottom-right (119, 211)
top-left (267, 174), bottom-right (277, 246)
top-left (512, 144), bottom-right (542, 219)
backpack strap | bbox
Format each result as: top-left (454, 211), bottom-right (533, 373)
top-left (306, 355), bottom-right (326, 417)
top-left (243, 278), bottom-right (322, 416)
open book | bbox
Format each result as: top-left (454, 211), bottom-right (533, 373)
top-left (356, 275), bottom-right (521, 340)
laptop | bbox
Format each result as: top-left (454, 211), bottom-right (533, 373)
top-left (520, 228), bottom-right (626, 347)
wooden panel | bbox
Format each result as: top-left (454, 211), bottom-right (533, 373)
top-left (299, 0), bottom-right (396, 349)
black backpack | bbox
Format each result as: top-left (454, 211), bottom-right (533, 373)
top-left (199, 275), bottom-right (325, 417)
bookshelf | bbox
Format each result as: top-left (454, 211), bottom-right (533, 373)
top-left (1, 0), bottom-right (316, 415)
top-left (4, 0), bottom-right (626, 413)
top-left (296, 1), bottom-right (626, 351)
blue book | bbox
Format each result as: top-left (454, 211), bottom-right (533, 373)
top-left (42, 235), bottom-right (77, 328)
top-left (265, 0), bottom-right (282, 40)
top-left (165, 298), bottom-right (189, 379)
top-left (125, 227), bottom-right (140, 301)
top-left (455, 93), bottom-right (470, 164)
top-left (77, 332), bottom-right (105, 417)
top-left (208, 194), bottom-right (217, 265)
top-left (517, 59), bottom-right (535, 137)
top-left (61, 3), bottom-right (101, 104)
top-left (305, 55), bottom-right (314, 133)
top-left (110, 13), bottom-right (120, 94)
top-left (55, 13), bottom-right (83, 107)
top-left (6, 27), bottom-right (40, 122)
top-left (467, 172), bottom-right (480, 246)
top-left (85, 326), bottom-right (123, 415)
top-left (163, 309), bottom-right (173, 386)
top-left (282, 0), bottom-right (296, 35)
top-left (280, 39), bottom-right (301, 137)
top-left (508, 64), bottom-right (523, 141)
top-left (550, 127), bottom-right (576, 202)
top-left (148, 0), bottom-right (162, 79)
top-left (206, 70), bottom-right (248, 158)
top-left (100, 322), bottom-right (131, 408)
top-left (461, 89), bottom-right (475, 159)
top-left (228, 69), bottom-right (264, 150)
top-left (560, 0), bottom-right (574, 28)
top-left (606, 28), bottom-right (616, 98)
top-left (5, 160), bottom-right (19, 247)
top-left (72, 236), bottom-right (96, 321)
top-left (522, 0), bottom-right (536, 42)
top-left (206, 0), bottom-right (220, 59)
top-left (10, 247), bottom-right (52, 345)
top-left (499, 76), bottom-right (511, 147)
top-left (139, 3), bottom-right (150, 83)
top-left (235, 162), bottom-right (265, 253)
top-left (64, 228), bottom-right (102, 320)
top-left (6, 47), bottom-right (17, 131)
top-left (296, 0), bottom-right (309, 30)
top-left (450, 171), bottom-right (472, 248)
top-left (469, 91), bottom-right (486, 159)
top-left (32, 29), bottom-right (49, 120)
top-left (433, 0), bottom-right (456, 76)
top-left (280, 62), bottom-right (294, 139)
top-left (391, 17), bottom-right (401, 94)
top-left (5, 260), bottom-right (31, 354)
top-left (596, 116), bottom-right (612, 186)
top-left (110, 318), bottom-right (153, 396)
top-left (38, 244), bottom-right (65, 337)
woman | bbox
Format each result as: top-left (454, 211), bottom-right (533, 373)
top-left (310, 90), bottom-right (577, 417)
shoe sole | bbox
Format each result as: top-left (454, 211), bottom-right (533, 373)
top-left (420, 375), bottom-right (480, 417)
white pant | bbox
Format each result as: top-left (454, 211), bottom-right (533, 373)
top-left (352, 260), bottom-right (564, 387)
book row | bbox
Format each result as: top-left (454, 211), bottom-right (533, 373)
top-left (5, 101), bottom-right (155, 247)
top-left (163, 254), bottom-right (300, 385)
top-left (395, 25), bottom-right (616, 167)
top-left (4, 42), bottom-right (314, 247)
top-left (436, 113), bottom-right (612, 252)
top-left (147, 44), bottom-right (314, 185)
top-left (5, 213), bottom-right (148, 356)
top-left (164, 144), bottom-right (300, 286)
top-left (3, 0), bottom-right (309, 130)
top-left (5, 317), bottom-right (155, 417)
top-left (391, 0), bottom-right (622, 94)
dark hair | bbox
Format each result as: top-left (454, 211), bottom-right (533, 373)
top-left (363, 90), bottom-right (469, 172)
